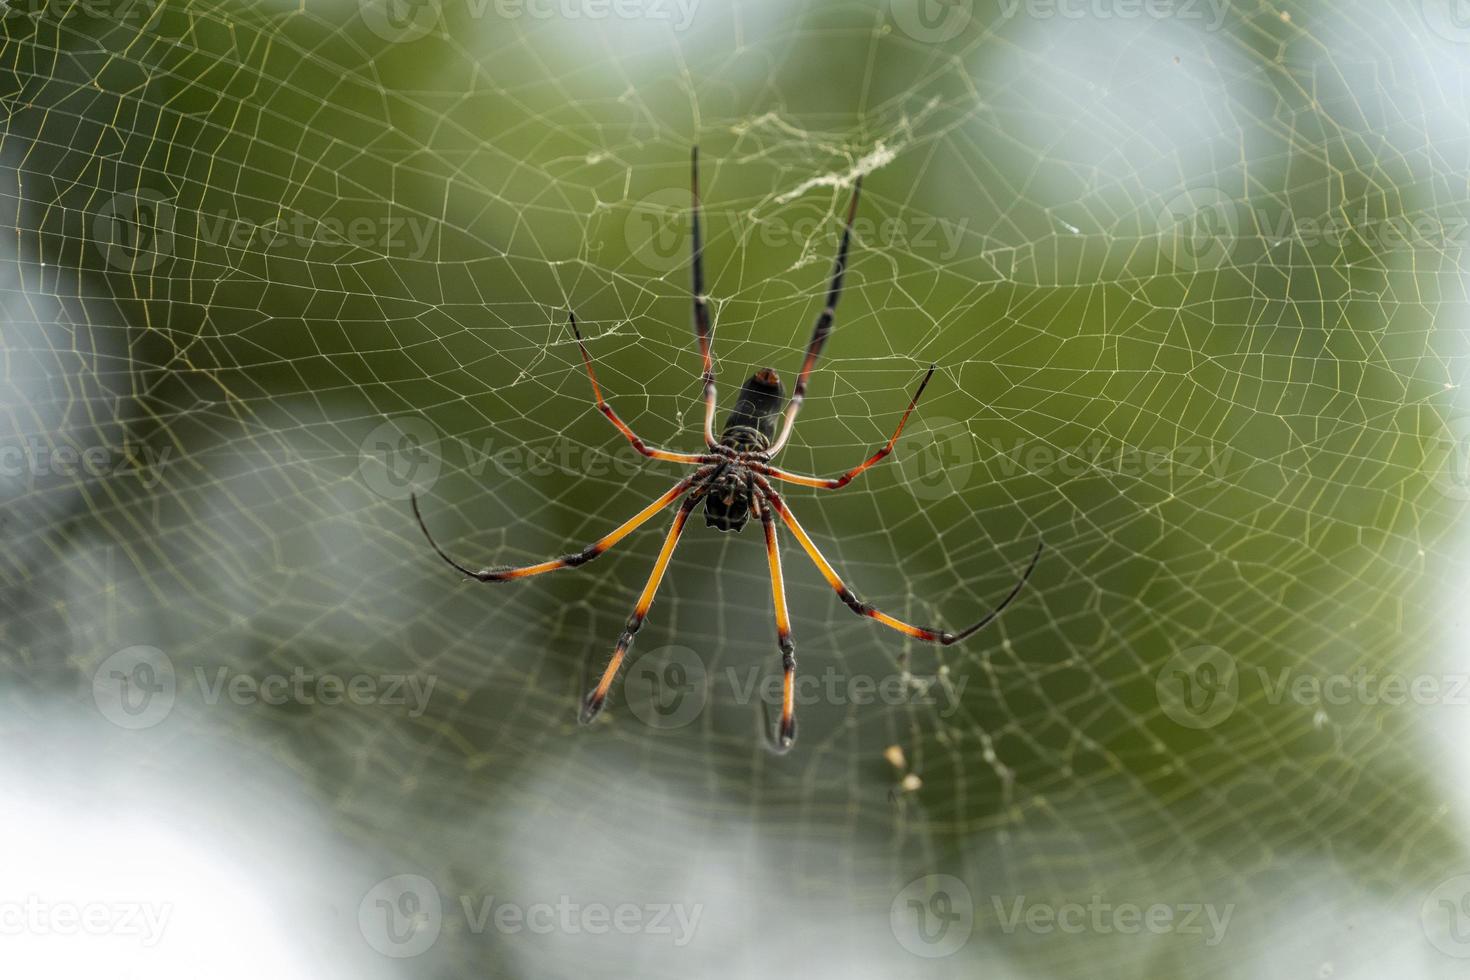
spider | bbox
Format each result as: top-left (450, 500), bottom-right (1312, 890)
top-left (411, 148), bottom-right (1043, 752)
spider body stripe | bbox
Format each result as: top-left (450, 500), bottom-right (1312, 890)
top-left (412, 149), bottom-right (1042, 750)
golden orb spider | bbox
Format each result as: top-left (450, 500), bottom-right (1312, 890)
top-left (412, 148), bottom-right (1042, 752)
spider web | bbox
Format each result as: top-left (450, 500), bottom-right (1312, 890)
top-left (3, 1), bottom-right (1470, 977)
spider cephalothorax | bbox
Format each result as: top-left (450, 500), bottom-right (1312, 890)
top-left (411, 147), bottom-right (1043, 752)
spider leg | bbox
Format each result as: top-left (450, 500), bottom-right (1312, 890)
top-left (766, 175), bottom-right (863, 457)
top-left (580, 490), bottom-right (703, 723)
top-left (690, 146), bottom-right (719, 449)
top-left (754, 365), bottom-right (935, 489)
top-left (753, 495), bottom-right (797, 752)
top-left (411, 466), bottom-right (713, 582)
top-left (570, 312), bottom-right (717, 466)
top-left (755, 477), bottom-right (1042, 645)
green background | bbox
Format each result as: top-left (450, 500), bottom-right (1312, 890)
top-left (3, 0), bottom-right (1469, 977)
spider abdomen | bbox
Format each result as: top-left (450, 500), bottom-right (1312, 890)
top-left (719, 368), bottom-right (785, 450)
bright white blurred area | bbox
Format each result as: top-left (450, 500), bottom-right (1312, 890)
top-left (0, 706), bottom-right (400, 980)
